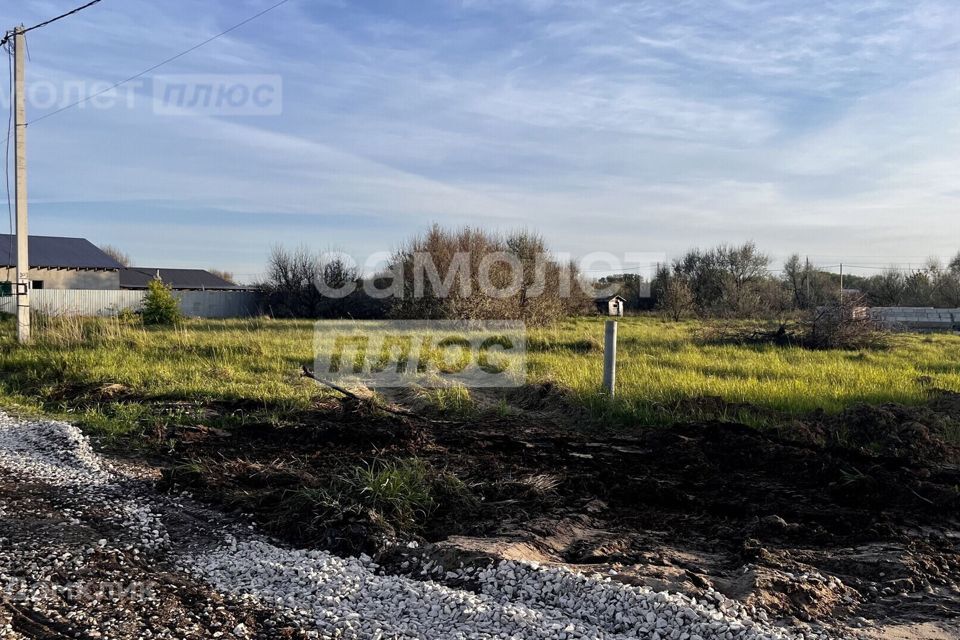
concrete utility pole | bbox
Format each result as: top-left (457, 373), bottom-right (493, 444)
top-left (13, 26), bottom-right (29, 343)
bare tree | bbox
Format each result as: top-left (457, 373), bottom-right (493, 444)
top-left (99, 244), bottom-right (131, 267)
top-left (658, 278), bottom-right (695, 321)
top-left (260, 245), bottom-right (323, 317)
top-left (259, 245), bottom-right (380, 318)
top-left (208, 269), bottom-right (236, 284)
top-left (390, 224), bottom-right (588, 324)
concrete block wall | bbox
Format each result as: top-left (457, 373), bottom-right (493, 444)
top-left (870, 307), bottom-right (960, 331)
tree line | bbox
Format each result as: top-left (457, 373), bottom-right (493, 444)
top-left (648, 244), bottom-right (960, 319)
top-left (258, 225), bottom-right (592, 324)
top-left (260, 229), bottom-right (960, 321)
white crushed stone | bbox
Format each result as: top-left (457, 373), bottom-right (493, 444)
top-left (0, 412), bottom-right (838, 639)
top-left (0, 414), bottom-right (170, 553)
top-left (0, 413), bottom-right (109, 485)
top-left (188, 537), bottom-right (817, 640)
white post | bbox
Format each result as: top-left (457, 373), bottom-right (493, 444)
top-left (603, 320), bottom-right (617, 398)
top-left (838, 263), bottom-right (843, 308)
top-left (13, 26), bottom-right (29, 343)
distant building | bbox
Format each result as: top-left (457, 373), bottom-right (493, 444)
top-left (119, 267), bottom-right (242, 291)
top-left (595, 294), bottom-right (626, 317)
top-left (0, 234), bottom-right (122, 289)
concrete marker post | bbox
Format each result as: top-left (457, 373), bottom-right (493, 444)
top-left (603, 320), bottom-right (617, 398)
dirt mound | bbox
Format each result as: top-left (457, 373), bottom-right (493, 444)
top-left (800, 400), bottom-right (960, 463)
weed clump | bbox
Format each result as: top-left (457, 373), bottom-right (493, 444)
top-left (344, 459), bottom-right (436, 532)
top-left (698, 310), bottom-right (888, 352)
top-left (263, 458), bottom-right (474, 552)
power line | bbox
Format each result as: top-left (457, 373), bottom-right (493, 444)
top-left (27, 0), bottom-right (294, 127)
top-left (0, 0), bottom-right (103, 48)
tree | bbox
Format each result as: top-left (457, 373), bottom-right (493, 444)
top-left (670, 242), bottom-right (771, 316)
top-left (715, 242), bottom-right (771, 314)
top-left (948, 252), bottom-right (960, 275)
top-left (783, 254), bottom-right (809, 309)
top-left (782, 255), bottom-right (835, 310)
top-left (390, 224), bottom-right (589, 324)
top-left (141, 279), bottom-right (182, 325)
top-left (596, 273), bottom-right (652, 310)
top-left (259, 245), bottom-right (387, 319)
top-left (208, 269), bottom-right (235, 284)
top-left (902, 269), bottom-right (934, 306)
top-left (658, 277), bottom-right (695, 321)
top-left (260, 245), bottom-right (323, 317)
top-left (863, 269), bottom-right (905, 306)
top-left (99, 244), bottom-right (131, 267)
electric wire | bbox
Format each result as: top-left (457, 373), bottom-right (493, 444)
top-left (0, 1), bottom-right (103, 48)
top-left (27, 0), bottom-right (293, 127)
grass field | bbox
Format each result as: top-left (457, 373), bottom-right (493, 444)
top-left (2, 314), bottom-right (960, 439)
top-left (534, 318), bottom-right (960, 423)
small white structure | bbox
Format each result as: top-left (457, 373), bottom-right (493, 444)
top-left (595, 295), bottom-right (626, 317)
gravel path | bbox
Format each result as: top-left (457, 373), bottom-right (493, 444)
top-left (0, 413), bottom-right (838, 639)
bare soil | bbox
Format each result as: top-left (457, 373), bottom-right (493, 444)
top-left (149, 389), bottom-right (960, 638)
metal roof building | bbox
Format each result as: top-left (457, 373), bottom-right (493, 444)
top-left (0, 235), bottom-right (123, 290)
top-left (0, 234), bottom-right (123, 270)
top-left (119, 267), bottom-right (242, 291)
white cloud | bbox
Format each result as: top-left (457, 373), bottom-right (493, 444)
top-left (3, 0), bottom-right (960, 276)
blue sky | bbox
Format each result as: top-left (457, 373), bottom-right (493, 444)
top-left (1, 0), bottom-right (959, 282)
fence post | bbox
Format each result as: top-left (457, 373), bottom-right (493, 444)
top-left (603, 320), bottom-right (617, 398)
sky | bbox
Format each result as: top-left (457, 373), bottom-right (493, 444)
top-left (0, 0), bottom-right (959, 283)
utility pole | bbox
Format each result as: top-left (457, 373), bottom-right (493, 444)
top-left (13, 26), bottom-right (29, 343)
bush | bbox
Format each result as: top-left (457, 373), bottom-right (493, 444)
top-left (141, 279), bottom-right (182, 326)
top-left (697, 301), bottom-right (888, 351)
top-left (805, 303), bottom-right (887, 350)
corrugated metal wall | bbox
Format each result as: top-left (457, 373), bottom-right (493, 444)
top-left (0, 289), bottom-right (259, 318)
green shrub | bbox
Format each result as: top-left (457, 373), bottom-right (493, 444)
top-left (141, 279), bottom-right (182, 326)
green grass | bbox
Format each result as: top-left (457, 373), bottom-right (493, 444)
top-left (2, 314), bottom-right (960, 437)
top-left (344, 458), bottom-right (437, 531)
top-left (531, 317), bottom-right (960, 424)
top-left (0, 315), bottom-right (325, 441)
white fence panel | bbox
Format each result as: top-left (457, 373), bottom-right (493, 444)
top-left (0, 289), bottom-right (259, 319)
top-left (35, 290), bottom-right (145, 317)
